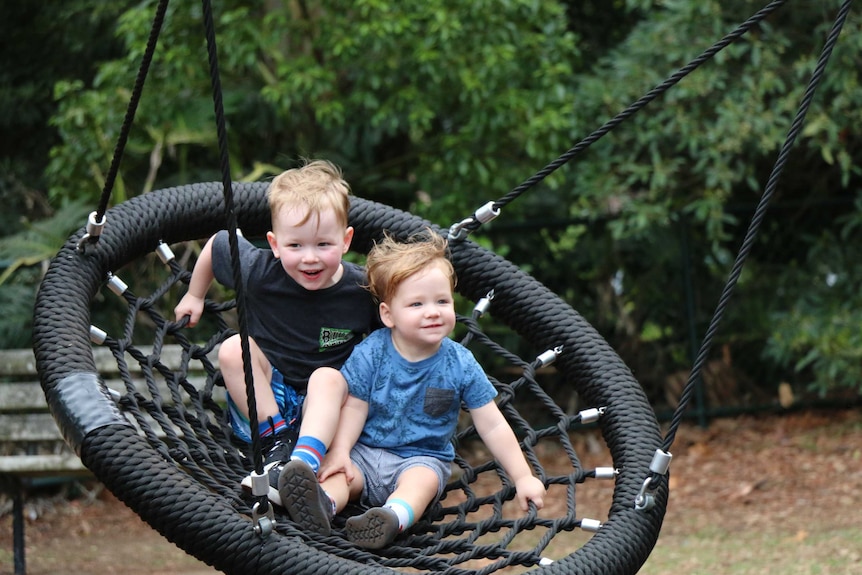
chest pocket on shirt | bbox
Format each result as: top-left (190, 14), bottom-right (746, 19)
top-left (423, 387), bottom-right (456, 418)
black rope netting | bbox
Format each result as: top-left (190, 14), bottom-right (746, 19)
top-left (33, 182), bottom-right (665, 574)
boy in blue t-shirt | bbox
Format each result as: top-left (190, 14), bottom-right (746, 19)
top-left (174, 160), bottom-right (379, 504)
top-left (277, 232), bottom-right (546, 548)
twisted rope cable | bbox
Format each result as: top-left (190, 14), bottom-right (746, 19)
top-left (199, 0), bottom-right (266, 482)
top-left (458, 0), bottom-right (789, 236)
top-left (95, 0), bottom-right (170, 221)
top-left (661, 0), bottom-right (854, 452)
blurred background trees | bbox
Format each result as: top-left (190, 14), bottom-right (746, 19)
top-left (2, 0), bottom-right (860, 410)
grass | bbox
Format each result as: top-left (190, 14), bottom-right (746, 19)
top-left (641, 525), bottom-right (862, 574)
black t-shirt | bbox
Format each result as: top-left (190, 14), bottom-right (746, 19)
top-left (211, 231), bottom-right (380, 392)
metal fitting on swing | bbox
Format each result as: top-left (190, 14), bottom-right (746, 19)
top-left (448, 217), bottom-right (474, 241)
top-left (155, 241), bottom-right (175, 265)
top-left (634, 448), bottom-right (673, 511)
top-left (76, 211), bottom-right (107, 252)
top-left (448, 201), bottom-right (501, 241)
top-left (249, 468), bottom-right (276, 536)
top-left (89, 325), bottom-right (108, 345)
top-left (536, 346), bottom-right (563, 368)
top-left (106, 273), bottom-right (128, 297)
top-left (578, 406), bottom-right (606, 424)
top-left (473, 290), bottom-right (495, 317)
top-left (594, 467), bottom-right (619, 480)
top-left (579, 518), bottom-right (602, 532)
top-left (474, 201), bottom-right (500, 224)
top-left (249, 469), bottom-right (269, 497)
top-left (252, 501), bottom-right (276, 537)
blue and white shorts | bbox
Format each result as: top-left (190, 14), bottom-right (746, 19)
top-left (350, 442), bottom-right (452, 508)
top-left (226, 367), bottom-right (305, 443)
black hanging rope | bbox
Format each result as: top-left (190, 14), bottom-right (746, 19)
top-left (661, 0), bottom-right (854, 452)
top-left (199, 0), bottom-right (267, 495)
top-left (456, 0), bottom-right (789, 237)
top-left (94, 0), bottom-right (171, 223)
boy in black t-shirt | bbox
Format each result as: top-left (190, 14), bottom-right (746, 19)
top-left (174, 160), bottom-right (379, 505)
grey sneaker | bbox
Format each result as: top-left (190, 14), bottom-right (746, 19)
top-left (239, 426), bottom-right (297, 507)
top-left (345, 507), bottom-right (400, 549)
top-left (261, 426), bottom-right (298, 466)
top-left (278, 459), bottom-right (332, 536)
top-left (240, 460), bottom-right (285, 507)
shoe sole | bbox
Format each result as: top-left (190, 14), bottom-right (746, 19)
top-left (345, 507), bottom-right (400, 549)
top-left (240, 462), bottom-right (283, 507)
top-left (278, 460), bottom-right (331, 536)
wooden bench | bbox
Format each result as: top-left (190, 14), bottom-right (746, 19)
top-left (1, 344), bottom-right (220, 575)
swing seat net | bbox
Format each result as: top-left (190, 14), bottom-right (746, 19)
top-left (32, 181), bottom-right (666, 574)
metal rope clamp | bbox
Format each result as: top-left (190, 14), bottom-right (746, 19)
top-left (77, 211), bottom-right (107, 253)
top-left (250, 470), bottom-right (276, 536)
top-left (473, 290), bottom-right (495, 317)
top-left (634, 448), bottom-right (673, 511)
top-left (448, 201), bottom-right (500, 241)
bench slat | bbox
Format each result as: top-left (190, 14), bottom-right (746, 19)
top-left (0, 345), bottom-right (220, 481)
top-left (0, 453), bottom-right (89, 476)
top-left (0, 344), bottom-right (219, 378)
top-left (0, 413), bottom-right (66, 442)
top-left (1, 378), bottom-right (222, 413)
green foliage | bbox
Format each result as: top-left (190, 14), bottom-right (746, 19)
top-left (763, 202), bottom-right (862, 395)
top-left (507, 1), bottom-right (862, 399)
top-left (0, 0), bottom-right (134, 190)
top-left (46, 0), bottom-right (581, 219)
top-left (0, 200), bottom-right (92, 348)
top-left (6, 0), bottom-right (862, 401)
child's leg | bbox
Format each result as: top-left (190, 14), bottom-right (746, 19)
top-left (290, 367), bottom-right (348, 472)
top-left (277, 459), bottom-right (361, 536)
top-left (225, 333), bottom-right (298, 492)
top-left (345, 465), bottom-right (440, 549)
top-left (320, 457), bottom-right (365, 514)
top-left (220, 334), bottom-right (279, 422)
top-left (380, 466), bottom-right (439, 530)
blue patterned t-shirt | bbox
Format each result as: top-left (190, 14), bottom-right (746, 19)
top-left (341, 328), bottom-right (498, 461)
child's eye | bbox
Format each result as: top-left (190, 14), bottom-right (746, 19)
top-left (409, 302), bottom-right (423, 308)
top-left (437, 299), bottom-right (450, 305)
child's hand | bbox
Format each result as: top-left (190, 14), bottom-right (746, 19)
top-left (318, 449), bottom-right (358, 484)
top-left (515, 475), bottom-right (546, 512)
top-left (174, 294), bottom-right (205, 327)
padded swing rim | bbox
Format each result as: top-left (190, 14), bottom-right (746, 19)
top-left (32, 182), bottom-right (666, 575)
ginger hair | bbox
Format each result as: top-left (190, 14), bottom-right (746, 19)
top-left (365, 231), bottom-right (456, 304)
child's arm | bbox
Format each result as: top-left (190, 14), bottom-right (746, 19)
top-left (174, 234), bottom-right (216, 327)
top-left (471, 401), bottom-right (546, 511)
top-left (318, 394), bottom-right (368, 483)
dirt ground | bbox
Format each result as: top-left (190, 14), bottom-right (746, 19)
top-left (2, 407), bottom-right (860, 575)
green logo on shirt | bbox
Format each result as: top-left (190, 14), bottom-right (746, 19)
top-left (320, 327), bottom-right (352, 350)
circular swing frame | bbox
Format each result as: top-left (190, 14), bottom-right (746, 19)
top-left (33, 181), bottom-right (666, 574)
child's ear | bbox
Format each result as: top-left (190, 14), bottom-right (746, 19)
top-left (266, 231), bottom-right (279, 258)
top-left (379, 302), bottom-right (395, 328)
top-left (342, 226), bottom-right (355, 254)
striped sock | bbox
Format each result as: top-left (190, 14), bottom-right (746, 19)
top-left (384, 498), bottom-right (414, 531)
top-left (290, 436), bottom-right (327, 472)
top-left (258, 414), bottom-right (286, 438)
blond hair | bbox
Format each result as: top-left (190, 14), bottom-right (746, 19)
top-left (365, 231), bottom-right (455, 304)
top-left (267, 159), bottom-right (351, 228)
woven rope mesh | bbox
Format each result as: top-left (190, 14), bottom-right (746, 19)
top-left (33, 182), bottom-right (666, 574)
